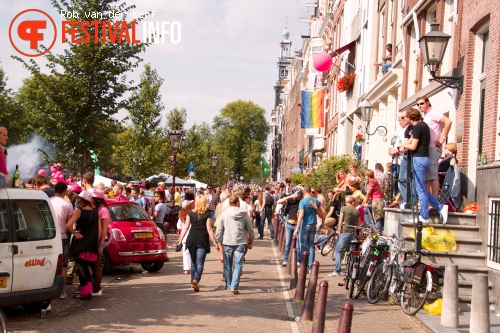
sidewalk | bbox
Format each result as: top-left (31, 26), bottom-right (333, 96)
top-left (5, 230), bottom-right (434, 332)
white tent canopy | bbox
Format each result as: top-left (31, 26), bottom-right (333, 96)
top-left (78, 174), bottom-right (125, 187)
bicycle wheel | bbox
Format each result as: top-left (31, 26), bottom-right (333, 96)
top-left (0, 308), bottom-right (7, 333)
top-left (320, 235), bottom-right (334, 256)
top-left (353, 264), bottom-right (369, 299)
top-left (330, 235), bottom-right (338, 261)
top-left (344, 253), bottom-right (352, 290)
top-left (400, 274), bottom-right (429, 316)
top-left (367, 263), bottom-right (392, 304)
top-left (348, 275), bottom-right (356, 298)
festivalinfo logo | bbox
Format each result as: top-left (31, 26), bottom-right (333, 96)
top-left (9, 8), bottom-right (182, 57)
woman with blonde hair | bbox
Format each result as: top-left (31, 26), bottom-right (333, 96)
top-left (438, 143), bottom-right (458, 187)
top-left (177, 200), bottom-right (193, 274)
top-left (178, 195), bottom-right (219, 292)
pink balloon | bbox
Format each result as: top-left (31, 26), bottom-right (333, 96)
top-left (38, 169), bottom-right (46, 176)
top-left (50, 166), bottom-right (57, 173)
top-left (313, 52), bottom-right (333, 72)
top-left (65, 179), bottom-right (71, 185)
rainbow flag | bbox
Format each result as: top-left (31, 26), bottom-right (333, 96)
top-left (300, 88), bottom-right (325, 128)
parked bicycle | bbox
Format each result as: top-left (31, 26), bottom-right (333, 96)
top-left (366, 234), bottom-right (406, 304)
top-left (353, 236), bottom-right (391, 299)
top-left (314, 227), bottom-right (338, 260)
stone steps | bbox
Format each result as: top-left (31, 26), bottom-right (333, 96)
top-left (400, 221), bottom-right (480, 239)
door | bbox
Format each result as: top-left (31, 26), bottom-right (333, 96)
top-left (11, 199), bottom-right (60, 292)
top-left (0, 196), bottom-right (14, 293)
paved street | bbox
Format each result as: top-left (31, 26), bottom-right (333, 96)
top-left (4, 230), bottom-right (430, 333)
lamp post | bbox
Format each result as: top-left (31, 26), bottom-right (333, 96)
top-left (418, 22), bottom-right (463, 92)
top-left (210, 153), bottom-right (218, 185)
top-left (224, 167), bottom-right (229, 184)
top-left (168, 125), bottom-right (184, 232)
top-left (359, 99), bottom-right (388, 141)
top-left (230, 170), bottom-right (235, 185)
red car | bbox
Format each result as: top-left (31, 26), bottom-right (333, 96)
top-left (101, 200), bottom-right (167, 275)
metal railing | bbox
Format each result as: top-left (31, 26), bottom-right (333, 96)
top-left (487, 199), bottom-right (500, 268)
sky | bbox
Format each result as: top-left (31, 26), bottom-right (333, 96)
top-left (0, 0), bottom-right (311, 128)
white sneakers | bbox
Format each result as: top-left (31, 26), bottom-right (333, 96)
top-left (327, 272), bottom-right (339, 277)
top-left (418, 216), bottom-right (429, 223)
top-left (59, 291), bottom-right (68, 299)
top-left (440, 205), bottom-right (449, 225)
top-left (418, 205), bottom-right (448, 224)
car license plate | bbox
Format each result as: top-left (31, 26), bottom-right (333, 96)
top-left (134, 232), bottom-right (153, 239)
top-left (0, 278), bottom-right (6, 288)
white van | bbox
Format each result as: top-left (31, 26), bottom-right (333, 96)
top-left (0, 188), bottom-right (64, 309)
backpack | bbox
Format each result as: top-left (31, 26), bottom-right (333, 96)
top-left (142, 197), bottom-right (152, 215)
top-left (265, 193), bottom-right (274, 209)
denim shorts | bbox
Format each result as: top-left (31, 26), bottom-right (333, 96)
top-left (62, 238), bottom-right (69, 268)
top-left (426, 147), bottom-right (442, 180)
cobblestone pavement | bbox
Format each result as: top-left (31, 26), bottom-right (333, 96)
top-left (3, 230), bottom-right (431, 333)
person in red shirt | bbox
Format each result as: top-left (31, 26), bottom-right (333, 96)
top-left (362, 169), bottom-right (385, 232)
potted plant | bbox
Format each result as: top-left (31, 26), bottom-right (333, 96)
top-left (355, 133), bottom-right (365, 146)
top-left (337, 73), bottom-right (356, 92)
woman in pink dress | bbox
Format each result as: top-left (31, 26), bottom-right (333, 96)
top-left (66, 190), bottom-right (100, 300)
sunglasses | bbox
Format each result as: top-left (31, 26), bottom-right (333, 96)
top-left (399, 116), bottom-right (406, 120)
top-left (207, 188), bottom-right (213, 190)
top-left (417, 102), bottom-right (426, 106)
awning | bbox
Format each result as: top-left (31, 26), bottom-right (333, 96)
top-left (331, 40), bottom-right (356, 56)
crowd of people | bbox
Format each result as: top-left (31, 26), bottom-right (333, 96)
top-left (0, 98), bottom-right (461, 292)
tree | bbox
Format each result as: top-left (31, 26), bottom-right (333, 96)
top-left (14, 0), bottom-right (149, 173)
top-left (113, 64), bottom-right (167, 178)
top-left (212, 100), bottom-right (268, 180)
top-left (0, 64), bottom-right (30, 144)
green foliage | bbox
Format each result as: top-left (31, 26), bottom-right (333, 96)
top-left (113, 64), bottom-right (168, 178)
top-left (212, 100), bottom-right (268, 181)
top-left (13, 0), bottom-right (149, 173)
top-left (0, 65), bottom-right (31, 144)
top-left (290, 173), bottom-right (307, 187)
top-left (290, 155), bottom-right (365, 191)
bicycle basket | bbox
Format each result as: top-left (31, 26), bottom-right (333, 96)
top-left (403, 261), bottom-right (427, 285)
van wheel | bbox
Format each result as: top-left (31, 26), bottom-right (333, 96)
top-left (101, 251), bottom-right (113, 276)
top-left (0, 308), bottom-right (7, 333)
top-left (22, 300), bottom-right (50, 312)
top-left (141, 260), bottom-right (164, 272)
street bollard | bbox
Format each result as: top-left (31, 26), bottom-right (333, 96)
top-left (272, 216), bottom-right (278, 243)
top-left (311, 280), bottom-right (329, 332)
top-left (337, 302), bottom-right (354, 333)
top-left (300, 261), bottom-right (320, 321)
top-left (441, 264), bottom-right (459, 328)
top-left (470, 274), bottom-right (490, 333)
top-left (286, 236), bottom-right (297, 275)
top-left (289, 248), bottom-right (298, 289)
top-left (294, 251), bottom-right (309, 301)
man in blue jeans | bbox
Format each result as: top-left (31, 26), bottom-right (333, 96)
top-left (328, 195), bottom-right (361, 276)
top-left (277, 187), bottom-right (302, 266)
top-left (293, 184), bottom-right (325, 273)
top-left (215, 195), bottom-right (255, 294)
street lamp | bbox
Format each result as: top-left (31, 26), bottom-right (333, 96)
top-left (359, 99), bottom-right (388, 142)
top-left (210, 153), bottom-right (218, 185)
top-left (168, 125), bottom-right (184, 231)
top-left (418, 21), bottom-right (463, 92)
top-left (224, 167), bottom-right (229, 184)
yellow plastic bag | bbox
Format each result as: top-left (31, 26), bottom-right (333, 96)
top-left (409, 227), bottom-right (457, 252)
top-left (423, 298), bottom-right (442, 315)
